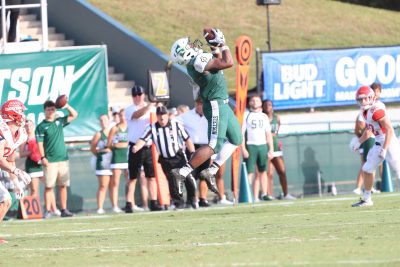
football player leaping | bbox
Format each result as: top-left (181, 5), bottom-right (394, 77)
top-left (0, 100), bottom-right (32, 244)
top-left (169, 28), bottom-right (243, 199)
top-left (350, 86), bottom-right (400, 207)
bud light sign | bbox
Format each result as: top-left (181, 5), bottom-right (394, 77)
top-left (262, 46), bottom-right (400, 110)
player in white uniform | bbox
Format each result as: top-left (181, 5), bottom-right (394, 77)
top-left (0, 100), bottom-right (32, 244)
top-left (241, 95), bottom-right (274, 202)
top-left (350, 86), bottom-right (400, 207)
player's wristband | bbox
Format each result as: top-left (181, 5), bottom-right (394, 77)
top-left (221, 46), bottom-right (229, 51)
top-left (41, 156), bottom-right (46, 160)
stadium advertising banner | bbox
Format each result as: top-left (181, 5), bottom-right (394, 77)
top-left (262, 46), bottom-right (400, 110)
top-left (0, 46), bottom-right (108, 139)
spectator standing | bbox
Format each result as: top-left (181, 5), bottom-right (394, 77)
top-left (0, 100), bottom-right (31, 244)
top-left (262, 100), bottom-right (296, 200)
top-left (125, 85), bottom-right (161, 212)
top-left (0, 0), bottom-right (21, 42)
top-left (107, 109), bottom-right (128, 213)
top-left (132, 106), bottom-right (197, 208)
top-left (19, 119), bottom-right (61, 214)
top-left (242, 95), bottom-right (274, 202)
top-left (90, 114), bottom-right (113, 214)
top-left (36, 100), bottom-right (78, 218)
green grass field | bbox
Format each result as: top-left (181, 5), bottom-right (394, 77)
top-left (2, 193), bottom-right (400, 266)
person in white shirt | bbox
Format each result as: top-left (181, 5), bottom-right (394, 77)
top-left (125, 85), bottom-right (161, 212)
top-left (241, 95), bottom-right (274, 202)
top-left (351, 85), bottom-right (400, 207)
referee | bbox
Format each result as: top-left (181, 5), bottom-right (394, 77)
top-left (132, 106), bottom-right (197, 208)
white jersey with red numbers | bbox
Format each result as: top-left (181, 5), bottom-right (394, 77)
top-left (361, 101), bottom-right (387, 144)
top-left (0, 120), bottom-right (27, 202)
top-left (0, 120), bottom-right (27, 158)
top-left (361, 101), bottom-right (400, 179)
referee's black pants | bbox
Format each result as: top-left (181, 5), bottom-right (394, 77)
top-left (158, 150), bottom-right (196, 203)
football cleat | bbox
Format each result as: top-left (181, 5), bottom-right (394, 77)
top-left (199, 169), bottom-right (219, 194)
top-left (198, 199), bottom-right (211, 208)
top-left (61, 209), bottom-right (74, 217)
top-left (262, 194), bottom-right (275, 201)
top-left (351, 198), bottom-right (373, 207)
top-left (170, 168), bottom-right (185, 199)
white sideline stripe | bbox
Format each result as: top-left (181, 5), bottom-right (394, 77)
top-left (1, 227), bottom-right (128, 238)
top-left (232, 259), bottom-right (400, 266)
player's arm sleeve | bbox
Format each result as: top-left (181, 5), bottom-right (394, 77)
top-left (177, 122), bottom-right (189, 141)
top-left (35, 125), bottom-right (44, 142)
top-left (372, 109), bottom-right (385, 121)
top-left (193, 53), bottom-right (213, 73)
top-left (61, 116), bottom-right (70, 127)
top-left (264, 114), bottom-right (272, 133)
top-left (139, 124), bottom-right (153, 142)
top-left (356, 112), bottom-right (365, 122)
top-left (242, 111), bottom-right (248, 134)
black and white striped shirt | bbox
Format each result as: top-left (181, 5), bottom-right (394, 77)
top-left (140, 120), bottom-right (190, 159)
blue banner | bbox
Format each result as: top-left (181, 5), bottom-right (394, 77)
top-left (262, 46), bottom-right (400, 110)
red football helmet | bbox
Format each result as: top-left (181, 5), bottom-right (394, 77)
top-left (355, 86), bottom-right (375, 110)
top-left (1, 99), bottom-right (26, 125)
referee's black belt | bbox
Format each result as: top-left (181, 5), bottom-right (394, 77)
top-left (375, 142), bottom-right (381, 146)
top-left (129, 142), bottom-right (151, 148)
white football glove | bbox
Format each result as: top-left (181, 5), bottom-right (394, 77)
top-left (209, 29), bottom-right (226, 47)
top-left (349, 137), bottom-right (361, 152)
top-left (378, 147), bottom-right (387, 159)
top-left (13, 168), bottom-right (32, 186)
top-left (12, 179), bottom-right (25, 200)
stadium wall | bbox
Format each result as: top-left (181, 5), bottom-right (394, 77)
top-left (23, 0), bottom-right (193, 107)
top-left (17, 130), bottom-right (393, 212)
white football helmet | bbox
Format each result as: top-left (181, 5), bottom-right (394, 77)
top-left (170, 37), bottom-right (202, 65)
top-left (356, 86), bottom-right (375, 110)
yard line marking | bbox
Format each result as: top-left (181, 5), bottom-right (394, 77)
top-left (1, 227), bottom-right (128, 238)
top-left (232, 259), bottom-right (400, 266)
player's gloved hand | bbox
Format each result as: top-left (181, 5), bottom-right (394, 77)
top-left (349, 137), bottom-right (361, 152)
top-left (12, 179), bottom-right (25, 200)
top-left (13, 168), bottom-right (31, 186)
top-left (209, 29), bottom-right (225, 47)
top-left (378, 147), bottom-right (387, 159)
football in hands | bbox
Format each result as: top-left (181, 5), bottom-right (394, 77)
top-left (203, 28), bottom-right (216, 45)
top-left (55, 94), bottom-right (68, 109)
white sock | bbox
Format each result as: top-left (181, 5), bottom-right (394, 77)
top-left (179, 163), bottom-right (193, 178)
top-left (214, 141), bottom-right (238, 167)
top-left (363, 190), bottom-right (372, 201)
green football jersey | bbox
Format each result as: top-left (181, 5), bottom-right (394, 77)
top-left (186, 52), bottom-right (229, 101)
top-left (35, 116), bottom-right (69, 162)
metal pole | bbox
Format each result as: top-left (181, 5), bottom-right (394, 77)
top-left (266, 4), bottom-right (271, 52)
top-left (40, 0), bottom-right (48, 51)
top-left (256, 47), bottom-right (260, 97)
top-left (1, 0), bottom-right (6, 51)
